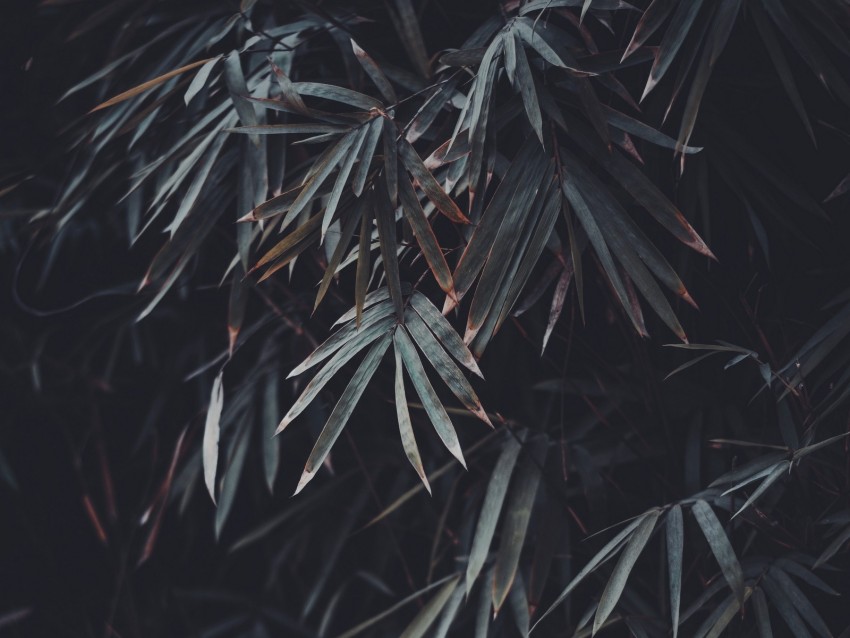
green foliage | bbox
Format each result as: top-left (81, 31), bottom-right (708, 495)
top-left (3, 0), bottom-right (850, 636)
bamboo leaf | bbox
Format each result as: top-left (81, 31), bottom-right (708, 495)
top-left (466, 433), bottom-right (524, 593)
top-left (399, 139), bottom-right (469, 224)
top-left (278, 316), bottom-right (395, 433)
top-left (203, 371), bottom-right (224, 505)
top-left (593, 510), bottom-right (659, 634)
top-left (667, 505), bottom-right (684, 638)
top-left (90, 57), bottom-right (215, 112)
top-left (394, 345), bottom-right (430, 492)
top-left (409, 291), bottom-right (483, 378)
top-left (398, 177), bottom-right (454, 297)
top-left (641, 0), bottom-right (705, 100)
top-left (493, 436), bottom-right (548, 614)
top-left (405, 309), bottom-right (490, 425)
top-left (532, 514), bottom-right (649, 630)
top-left (399, 576), bottom-right (461, 638)
top-left (351, 39), bottom-right (398, 103)
top-left (295, 334), bottom-right (392, 494)
top-left (691, 500), bottom-right (745, 605)
top-left (395, 328), bottom-right (466, 467)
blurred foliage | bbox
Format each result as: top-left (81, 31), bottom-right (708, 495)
top-left (2, 0), bottom-right (850, 636)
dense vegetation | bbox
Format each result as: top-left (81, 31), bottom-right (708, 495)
top-left (3, 0), bottom-right (850, 636)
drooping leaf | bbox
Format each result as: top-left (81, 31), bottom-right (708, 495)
top-left (691, 500), bottom-right (745, 605)
top-left (394, 328), bottom-right (466, 467)
top-left (466, 433), bottom-right (524, 593)
top-left (394, 344), bottom-right (430, 492)
top-left (493, 436), bottom-right (548, 614)
top-left (667, 505), bottom-right (684, 638)
top-left (593, 510), bottom-right (660, 634)
top-left (294, 334), bottom-right (392, 494)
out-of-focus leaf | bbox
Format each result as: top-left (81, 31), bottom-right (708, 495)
top-left (90, 57), bottom-right (215, 112)
top-left (395, 328), bottom-right (466, 467)
top-left (351, 39), bottom-right (398, 103)
top-left (334, 574), bottom-right (459, 638)
top-left (398, 575), bottom-right (460, 638)
top-left (593, 510), bottom-right (659, 633)
top-left (768, 567), bottom-right (831, 637)
top-left (215, 416), bottom-right (251, 539)
top-left (203, 371), bottom-right (224, 504)
top-left (466, 433), bottom-right (524, 593)
top-left (389, 0), bottom-right (431, 78)
top-left (667, 504), bottom-right (684, 638)
top-left (532, 513), bottom-right (651, 630)
top-left (691, 500), bottom-right (744, 604)
top-left (761, 574), bottom-right (814, 638)
top-left (623, 0), bottom-right (675, 61)
top-left (641, 0), bottom-right (704, 100)
top-left (493, 436), bottom-right (548, 613)
top-left (294, 334), bottom-right (392, 494)
top-left (262, 371), bottom-right (280, 493)
top-left (753, 587), bottom-right (773, 638)
top-left (814, 524), bottom-right (850, 569)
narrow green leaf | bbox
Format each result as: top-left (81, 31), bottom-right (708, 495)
top-left (395, 328), bottom-right (466, 467)
top-left (667, 505), bottom-right (684, 638)
top-left (399, 138), bottom-right (469, 224)
top-left (752, 587), bottom-right (773, 638)
top-left (691, 500), bottom-right (745, 605)
top-left (291, 299), bottom-right (394, 377)
top-left (532, 514), bottom-right (649, 630)
top-left (295, 334), bottom-right (392, 494)
top-left (409, 291), bottom-right (482, 378)
top-left (278, 316), bottom-right (394, 433)
top-left (593, 511), bottom-right (659, 634)
top-left (226, 124), bottom-right (348, 135)
top-left (322, 126), bottom-right (368, 241)
top-left (398, 177), bottom-right (454, 297)
top-left (493, 436), bottom-right (548, 613)
top-left (814, 524), bottom-right (850, 569)
top-left (394, 345), bottom-right (430, 492)
top-left (351, 117), bottom-right (384, 197)
top-left (262, 371), bottom-right (280, 493)
top-left (215, 416), bottom-right (251, 539)
top-left (355, 202), bottom-right (374, 326)
top-left (768, 568), bottom-right (831, 638)
top-left (293, 82), bottom-right (383, 110)
top-left (90, 57), bottom-right (215, 112)
top-left (405, 309), bottom-right (490, 425)
top-left (641, 0), bottom-right (705, 100)
top-left (383, 117), bottom-right (399, 204)
top-left (731, 461), bottom-right (788, 519)
top-left (390, 0), bottom-right (431, 78)
top-left (466, 434), bottom-right (524, 593)
top-left (622, 0), bottom-right (675, 61)
top-left (203, 371), bottom-right (224, 504)
top-left (333, 574), bottom-right (459, 638)
top-left (374, 181), bottom-right (404, 319)
top-left (512, 34), bottom-right (543, 144)
top-left (351, 39), bottom-right (398, 103)
top-left (399, 576), bottom-right (461, 638)
top-left (315, 203), bottom-right (363, 310)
